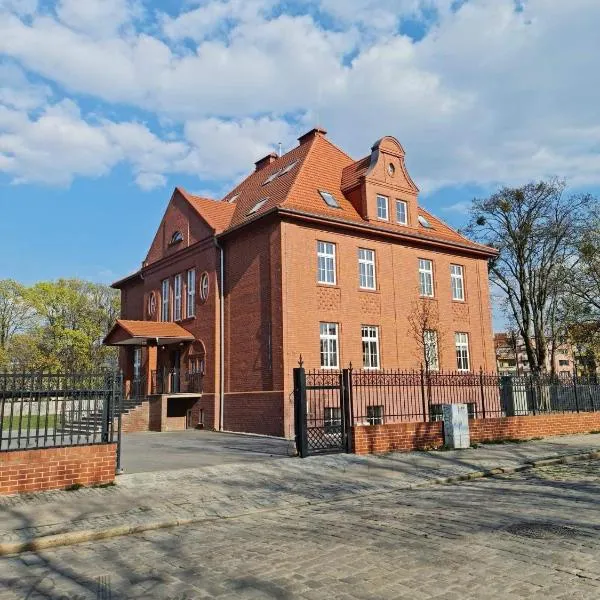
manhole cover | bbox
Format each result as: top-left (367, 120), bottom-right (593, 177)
top-left (505, 522), bottom-right (578, 539)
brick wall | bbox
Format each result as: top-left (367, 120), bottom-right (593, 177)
top-left (352, 412), bottom-right (600, 455)
top-left (353, 421), bottom-right (443, 455)
top-left (469, 412), bottom-right (600, 443)
top-left (0, 443), bottom-right (116, 496)
top-left (119, 402), bottom-right (150, 433)
top-left (223, 392), bottom-right (285, 437)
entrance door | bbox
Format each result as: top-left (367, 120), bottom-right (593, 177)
top-left (171, 350), bottom-right (181, 393)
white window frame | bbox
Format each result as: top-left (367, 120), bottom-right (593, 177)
top-left (419, 258), bottom-right (434, 297)
top-left (358, 248), bottom-right (376, 290)
top-left (361, 325), bottom-right (380, 370)
top-left (173, 274), bottom-right (183, 321)
top-left (376, 195), bottom-right (389, 220)
top-left (161, 279), bottom-right (170, 322)
top-left (455, 332), bottom-right (471, 371)
top-left (186, 269), bottom-right (196, 318)
top-left (450, 264), bottom-right (465, 301)
top-left (324, 407), bottom-right (342, 434)
top-left (366, 405), bottom-right (384, 425)
top-left (317, 241), bottom-right (336, 285)
top-left (320, 322), bottom-right (339, 369)
top-left (396, 200), bottom-right (408, 225)
top-left (423, 330), bottom-right (439, 372)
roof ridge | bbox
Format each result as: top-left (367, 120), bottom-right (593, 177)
top-left (280, 134), bottom-right (322, 211)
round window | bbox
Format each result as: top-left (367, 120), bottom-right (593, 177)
top-left (147, 292), bottom-right (157, 318)
top-left (199, 272), bottom-right (209, 303)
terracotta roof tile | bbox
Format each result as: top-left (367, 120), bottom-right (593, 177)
top-left (341, 155), bottom-right (370, 190)
top-left (177, 188), bottom-right (235, 234)
top-left (178, 129), bottom-right (495, 256)
top-left (114, 320), bottom-right (195, 339)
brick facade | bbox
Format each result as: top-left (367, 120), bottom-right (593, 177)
top-left (109, 128), bottom-right (497, 438)
top-left (352, 413), bottom-right (600, 455)
top-left (0, 444), bottom-right (116, 496)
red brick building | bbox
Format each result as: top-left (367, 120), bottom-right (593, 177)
top-left (104, 128), bottom-right (497, 438)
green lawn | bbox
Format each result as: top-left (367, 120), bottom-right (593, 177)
top-left (1, 414), bottom-right (58, 431)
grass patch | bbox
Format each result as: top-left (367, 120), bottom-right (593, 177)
top-left (1, 414), bottom-right (58, 431)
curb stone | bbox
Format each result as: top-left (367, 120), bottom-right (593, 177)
top-left (0, 449), bottom-right (598, 557)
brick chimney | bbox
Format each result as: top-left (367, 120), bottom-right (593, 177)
top-left (255, 152), bottom-right (279, 172)
top-left (298, 127), bottom-right (327, 145)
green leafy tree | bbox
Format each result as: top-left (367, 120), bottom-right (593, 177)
top-left (0, 279), bottom-right (34, 352)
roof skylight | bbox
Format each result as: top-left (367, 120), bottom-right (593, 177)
top-left (418, 215), bottom-right (433, 229)
top-left (261, 161), bottom-right (298, 186)
top-left (228, 194), bottom-right (239, 203)
top-left (247, 197), bottom-right (268, 216)
top-left (319, 190), bottom-right (340, 208)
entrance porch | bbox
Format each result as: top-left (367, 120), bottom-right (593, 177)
top-left (103, 320), bottom-right (205, 432)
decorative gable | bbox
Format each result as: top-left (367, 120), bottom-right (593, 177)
top-left (342, 136), bottom-right (420, 230)
top-left (144, 189), bottom-right (215, 267)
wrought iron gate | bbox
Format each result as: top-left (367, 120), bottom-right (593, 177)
top-left (293, 367), bottom-right (352, 457)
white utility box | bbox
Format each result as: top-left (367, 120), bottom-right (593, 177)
top-left (442, 404), bottom-right (470, 449)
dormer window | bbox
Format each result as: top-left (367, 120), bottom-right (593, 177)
top-left (319, 190), bottom-right (340, 208)
top-left (247, 197), bottom-right (268, 216)
top-left (376, 195), bottom-right (389, 220)
top-left (170, 231), bottom-right (183, 245)
top-left (396, 200), bottom-right (408, 225)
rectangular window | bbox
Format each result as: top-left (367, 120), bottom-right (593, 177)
top-left (161, 279), bottom-right (170, 321)
top-left (455, 332), bottom-right (470, 371)
top-left (133, 347), bottom-right (142, 379)
top-left (419, 259), bottom-right (434, 297)
top-left (173, 274), bottom-right (182, 321)
top-left (187, 269), bottom-right (196, 318)
top-left (396, 200), bottom-right (408, 225)
top-left (317, 241), bottom-right (336, 285)
top-left (358, 248), bottom-right (376, 290)
top-left (324, 407), bottom-right (342, 434)
top-left (376, 195), bottom-right (389, 220)
top-left (366, 405), bottom-right (384, 425)
top-left (424, 330), bottom-right (439, 371)
top-left (450, 264), bottom-right (465, 301)
top-left (361, 325), bottom-right (380, 369)
top-left (320, 322), bottom-right (339, 369)
top-left (559, 359), bottom-right (570, 366)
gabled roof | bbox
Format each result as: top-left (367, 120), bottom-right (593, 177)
top-left (103, 319), bottom-right (195, 346)
top-left (176, 187), bottom-right (235, 234)
top-left (124, 127), bottom-right (496, 278)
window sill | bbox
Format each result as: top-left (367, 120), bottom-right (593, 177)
top-left (317, 283), bottom-right (340, 289)
top-left (358, 287), bottom-right (379, 294)
top-left (451, 299), bottom-right (466, 304)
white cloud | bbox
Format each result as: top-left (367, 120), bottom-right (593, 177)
top-left (181, 117), bottom-right (296, 179)
top-left (0, 0), bottom-right (599, 193)
top-left (56, 0), bottom-right (142, 38)
top-left (0, 62), bottom-right (51, 110)
top-left (135, 172), bottom-right (166, 191)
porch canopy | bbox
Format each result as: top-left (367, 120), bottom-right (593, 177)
top-left (103, 319), bottom-right (195, 346)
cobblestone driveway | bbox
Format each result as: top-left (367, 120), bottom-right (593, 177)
top-left (1, 460), bottom-right (599, 599)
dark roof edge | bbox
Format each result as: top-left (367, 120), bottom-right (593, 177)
top-left (276, 208), bottom-right (498, 258)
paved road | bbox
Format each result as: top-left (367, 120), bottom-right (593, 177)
top-left (120, 430), bottom-right (293, 474)
top-left (1, 459), bottom-right (599, 599)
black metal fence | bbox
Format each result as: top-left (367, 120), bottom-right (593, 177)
top-left (351, 369), bottom-right (600, 424)
top-left (0, 372), bottom-right (122, 454)
top-left (150, 369), bottom-right (204, 395)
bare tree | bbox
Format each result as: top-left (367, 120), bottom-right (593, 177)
top-left (467, 179), bottom-right (596, 374)
top-left (408, 297), bottom-right (444, 372)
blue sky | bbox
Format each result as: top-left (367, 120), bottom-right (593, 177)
top-left (1, 0), bottom-right (599, 330)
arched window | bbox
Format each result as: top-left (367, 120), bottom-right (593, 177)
top-left (170, 231), bottom-right (183, 245)
top-left (199, 272), bottom-right (209, 303)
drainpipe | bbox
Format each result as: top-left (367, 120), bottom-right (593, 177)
top-left (214, 236), bottom-right (225, 431)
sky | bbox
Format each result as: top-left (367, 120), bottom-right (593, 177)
top-left (0, 0), bottom-right (599, 328)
